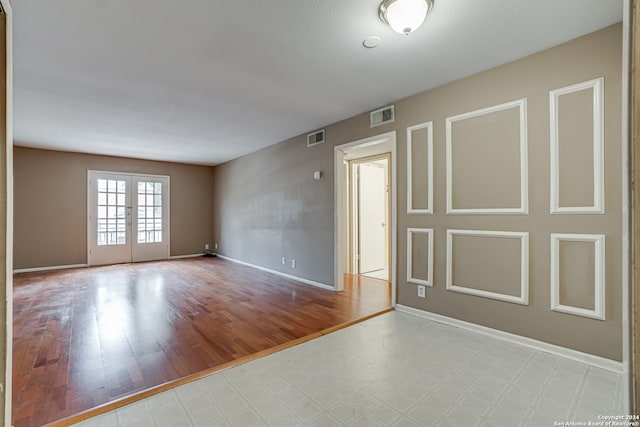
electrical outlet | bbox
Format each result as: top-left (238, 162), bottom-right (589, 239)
top-left (214, 243), bottom-right (218, 249)
top-left (418, 285), bottom-right (426, 298)
top-left (291, 259), bottom-right (296, 268)
top-left (205, 243), bottom-right (209, 250)
top-left (281, 257), bottom-right (286, 265)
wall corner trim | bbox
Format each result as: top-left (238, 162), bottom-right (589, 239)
top-left (394, 304), bottom-right (622, 373)
top-left (214, 254), bottom-right (335, 291)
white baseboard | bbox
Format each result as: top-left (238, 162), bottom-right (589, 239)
top-left (215, 254), bottom-right (335, 291)
top-left (169, 253), bottom-right (205, 259)
top-left (395, 304), bottom-right (622, 373)
top-left (14, 254), bottom-right (204, 272)
top-left (13, 263), bottom-right (89, 274)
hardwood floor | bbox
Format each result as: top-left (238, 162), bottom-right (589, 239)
top-left (12, 258), bottom-right (391, 427)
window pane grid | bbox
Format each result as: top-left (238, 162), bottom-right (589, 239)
top-left (137, 181), bottom-right (163, 244)
top-left (96, 178), bottom-right (127, 246)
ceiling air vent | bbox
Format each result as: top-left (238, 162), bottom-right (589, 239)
top-left (370, 105), bottom-right (395, 128)
top-left (307, 129), bottom-right (325, 147)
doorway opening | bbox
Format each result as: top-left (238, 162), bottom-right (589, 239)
top-left (350, 155), bottom-right (390, 281)
top-left (87, 171), bottom-right (170, 266)
top-left (334, 131), bottom-right (396, 305)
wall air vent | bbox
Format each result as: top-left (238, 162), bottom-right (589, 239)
top-left (307, 129), bottom-right (325, 147)
top-left (370, 105), bottom-right (395, 128)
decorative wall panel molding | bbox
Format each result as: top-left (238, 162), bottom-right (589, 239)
top-left (407, 228), bottom-right (433, 286)
top-left (550, 233), bottom-right (605, 320)
top-left (407, 121), bottom-right (433, 214)
top-left (549, 78), bottom-right (604, 214)
top-left (446, 229), bottom-right (529, 305)
top-left (445, 99), bottom-right (528, 215)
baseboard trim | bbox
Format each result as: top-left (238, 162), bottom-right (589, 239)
top-left (395, 304), bottom-right (623, 373)
top-left (169, 253), bottom-right (205, 259)
top-left (15, 255), bottom-right (206, 273)
top-left (14, 264), bottom-right (89, 274)
top-left (215, 254), bottom-right (335, 291)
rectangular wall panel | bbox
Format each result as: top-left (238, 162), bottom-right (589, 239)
top-left (407, 228), bottom-right (433, 287)
top-left (445, 99), bottom-right (528, 215)
top-left (446, 229), bottom-right (529, 304)
top-left (550, 233), bottom-right (605, 320)
top-left (407, 122), bottom-right (433, 214)
top-left (550, 78), bottom-right (604, 214)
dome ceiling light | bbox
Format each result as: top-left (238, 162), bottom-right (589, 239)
top-left (379, 0), bottom-right (434, 35)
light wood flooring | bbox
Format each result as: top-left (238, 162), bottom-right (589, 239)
top-left (12, 257), bottom-right (391, 427)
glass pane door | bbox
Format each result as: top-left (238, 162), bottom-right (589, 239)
top-left (88, 172), bottom-right (132, 265)
top-left (136, 181), bottom-right (163, 244)
top-left (96, 177), bottom-right (128, 246)
top-left (88, 171), bottom-right (170, 266)
top-left (131, 175), bottom-right (169, 262)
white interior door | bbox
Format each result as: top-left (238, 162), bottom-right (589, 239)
top-left (358, 161), bottom-right (388, 274)
top-left (88, 171), bottom-right (169, 265)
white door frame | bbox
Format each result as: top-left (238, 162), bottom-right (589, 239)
top-left (621, 0), bottom-right (631, 413)
top-left (2, 1), bottom-right (12, 424)
top-left (349, 154), bottom-right (390, 277)
top-left (87, 170), bottom-right (171, 266)
top-left (334, 131), bottom-right (397, 306)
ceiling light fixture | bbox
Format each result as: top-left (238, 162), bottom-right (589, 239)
top-left (379, 0), bottom-right (434, 35)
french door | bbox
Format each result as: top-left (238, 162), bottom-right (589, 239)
top-left (88, 171), bottom-right (170, 266)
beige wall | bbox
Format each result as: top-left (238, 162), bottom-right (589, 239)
top-left (13, 147), bottom-right (214, 269)
top-left (213, 24), bottom-right (624, 360)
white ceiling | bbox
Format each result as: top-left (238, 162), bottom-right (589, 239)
top-left (13, 0), bottom-right (622, 165)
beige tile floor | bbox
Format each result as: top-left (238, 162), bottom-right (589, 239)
top-left (73, 311), bottom-right (625, 427)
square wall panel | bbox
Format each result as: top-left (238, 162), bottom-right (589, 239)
top-left (550, 233), bottom-right (605, 320)
top-left (550, 78), bottom-right (604, 214)
top-left (446, 99), bottom-right (528, 215)
top-left (407, 228), bottom-right (433, 287)
top-left (446, 229), bottom-right (529, 305)
top-left (407, 122), bottom-right (433, 214)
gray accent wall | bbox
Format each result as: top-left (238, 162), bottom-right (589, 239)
top-left (213, 139), bottom-right (335, 284)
